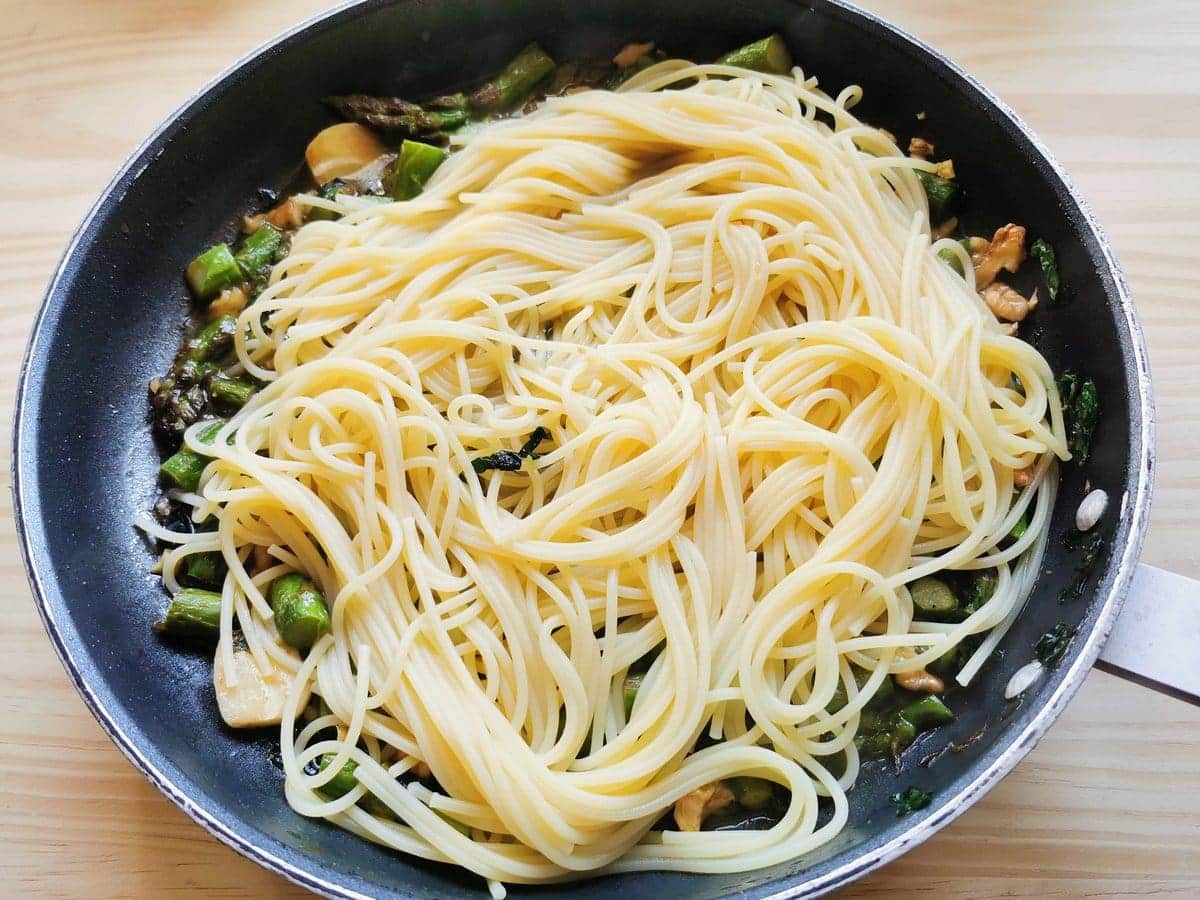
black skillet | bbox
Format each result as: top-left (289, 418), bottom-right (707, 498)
top-left (12, 0), bottom-right (1158, 896)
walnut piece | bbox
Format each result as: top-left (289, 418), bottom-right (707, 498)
top-left (935, 159), bottom-right (956, 179)
top-left (894, 668), bottom-right (945, 693)
top-left (613, 41), bottom-right (654, 69)
top-left (243, 196), bottom-right (304, 233)
top-left (974, 223), bottom-right (1027, 289)
top-left (674, 781), bottom-right (735, 832)
top-left (908, 136), bottom-right (935, 158)
top-left (982, 283), bottom-right (1038, 322)
top-left (1013, 463), bottom-right (1037, 487)
top-left (209, 286), bottom-right (248, 319)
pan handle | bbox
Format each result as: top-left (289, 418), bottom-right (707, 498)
top-left (1096, 563), bottom-right (1200, 706)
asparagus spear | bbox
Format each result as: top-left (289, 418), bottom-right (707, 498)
top-left (716, 34), bottom-right (793, 74)
top-left (184, 551), bottom-right (227, 588)
top-left (159, 420), bottom-right (226, 491)
top-left (915, 170), bottom-right (961, 223)
top-left (269, 573), bottom-right (331, 651)
top-left (209, 374), bottom-right (258, 408)
top-left (324, 96), bottom-right (470, 138)
top-left (909, 576), bottom-right (958, 616)
top-left (161, 588), bottom-right (222, 642)
top-left (186, 244), bottom-right (242, 300)
top-left (623, 671), bottom-right (644, 718)
top-left (234, 223), bottom-right (283, 282)
top-left (327, 43), bottom-right (556, 137)
top-left (384, 140), bottom-right (446, 201)
top-left (899, 695), bottom-right (954, 730)
top-left (467, 42), bottom-right (556, 111)
top-left (316, 754), bottom-right (394, 818)
top-left (937, 246), bottom-right (965, 276)
top-left (184, 315), bottom-right (238, 365)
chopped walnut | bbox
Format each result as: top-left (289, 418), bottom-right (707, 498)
top-left (674, 781), bottom-right (735, 832)
top-left (894, 668), bottom-right (945, 693)
top-left (613, 41), bottom-right (655, 69)
top-left (974, 223), bottom-right (1027, 289)
top-left (209, 286), bottom-right (248, 319)
top-left (908, 136), bottom-right (935, 158)
top-left (935, 159), bottom-right (956, 179)
top-left (879, 127), bottom-right (897, 144)
top-left (982, 283), bottom-right (1038, 322)
top-left (243, 196), bottom-right (304, 233)
top-left (1013, 463), bottom-right (1037, 487)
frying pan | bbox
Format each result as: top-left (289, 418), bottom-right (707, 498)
top-left (14, 0), bottom-right (1191, 896)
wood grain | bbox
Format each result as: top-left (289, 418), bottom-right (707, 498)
top-left (1, 0), bottom-right (1197, 897)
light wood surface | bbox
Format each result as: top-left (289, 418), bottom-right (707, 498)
top-left (1, 1), bottom-right (1198, 897)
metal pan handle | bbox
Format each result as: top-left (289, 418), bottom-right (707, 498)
top-left (1097, 563), bottom-right (1200, 705)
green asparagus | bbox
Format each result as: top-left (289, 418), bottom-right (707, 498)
top-left (467, 43), bottom-right (557, 111)
top-left (316, 754), bottom-right (393, 818)
top-left (184, 315), bottom-right (238, 365)
top-left (186, 244), bottom-right (243, 300)
top-left (159, 420), bottom-right (225, 491)
top-left (909, 576), bottom-right (958, 617)
top-left (623, 671), bottom-right (644, 718)
top-left (184, 551), bottom-right (226, 588)
top-left (328, 43), bottom-right (555, 137)
top-left (162, 588), bottom-right (223, 642)
top-left (385, 140), bottom-right (446, 201)
top-left (716, 34), bottom-right (793, 74)
top-left (914, 169), bottom-right (961, 224)
top-left (269, 572), bottom-right (331, 651)
top-left (234, 223), bottom-right (283, 282)
top-left (209, 374), bottom-right (258, 408)
top-left (937, 246), bottom-right (965, 276)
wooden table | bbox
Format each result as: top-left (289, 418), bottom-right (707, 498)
top-left (2, 1), bottom-right (1197, 896)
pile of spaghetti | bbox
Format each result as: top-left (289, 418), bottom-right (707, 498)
top-left (152, 56), bottom-right (1067, 892)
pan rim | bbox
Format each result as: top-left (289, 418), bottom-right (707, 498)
top-left (11, 1), bottom-right (1155, 897)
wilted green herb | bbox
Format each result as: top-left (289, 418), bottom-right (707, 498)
top-left (471, 426), bottom-right (551, 474)
top-left (1029, 238), bottom-right (1061, 302)
top-left (1059, 528), bottom-right (1104, 602)
top-left (519, 426), bottom-right (549, 459)
top-left (1057, 370), bottom-right (1100, 465)
top-left (471, 450), bottom-right (523, 474)
top-left (1033, 621), bottom-right (1075, 667)
top-left (890, 786), bottom-right (933, 816)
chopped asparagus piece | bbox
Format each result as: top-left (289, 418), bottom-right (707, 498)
top-left (914, 170), bottom-right (961, 224)
top-left (184, 315), bottom-right (238, 365)
top-left (234, 223), bottom-right (283, 282)
top-left (468, 42), bottom-right (557, 111)
top-left (385, 140), bottom-right (446, 201)
top-left (184, 551), bottom-right (226, 588)
top-left (623, 671), bottom-right (644, 718)
top-left (269, 572), bottom-right (331, 651)
top-left (163, 588), bottom-right (222, 641)
top-left (937, 246), bottom-right (965, 276)
top-left (186, 244), bottom-right (242, 300)
top-left (159, 420), bottom-right (225, 491)
top-left (326, 95), bottom-right (470, 137)
top-left (716, 34), bottom-right (793, 74)
top-left (209, 374), bottom-right (258, 408)
top-left (910, 576), bottom-right (958, 616)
